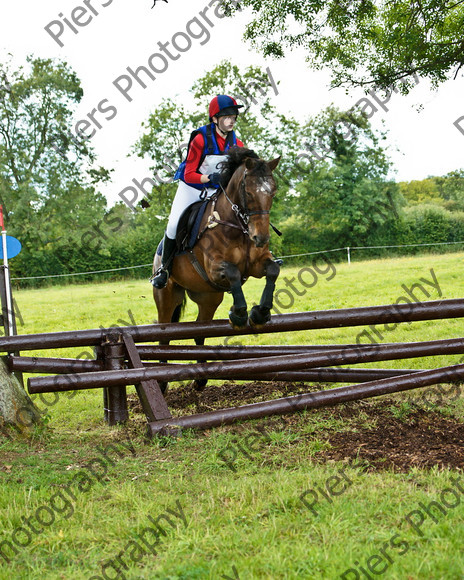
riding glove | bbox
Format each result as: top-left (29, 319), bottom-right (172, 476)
top-left (208, 173), bottom-right (221, 187)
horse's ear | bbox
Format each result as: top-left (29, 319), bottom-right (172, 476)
top-left (245, 157), bottom-right (257, 170)
top-left (267, 156), bottom-right (281, 171)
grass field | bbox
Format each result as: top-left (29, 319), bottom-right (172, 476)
top-left (1, 252), bottom-right (464, 579)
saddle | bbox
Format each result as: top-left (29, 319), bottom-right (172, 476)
top-left (175, 198), bottom-right (211, 251)
top-left (156, 198), bottom-right (211, 257)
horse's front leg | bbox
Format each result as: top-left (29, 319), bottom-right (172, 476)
top-left (249, 258), bottom-right (280, 327)
top-left (222, 261), bottom-right (248, 329)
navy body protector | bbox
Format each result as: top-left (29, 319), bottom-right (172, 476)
top-left (174, 123), bottom-right (237, 191)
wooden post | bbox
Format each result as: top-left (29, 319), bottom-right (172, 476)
top-left (102, 335), bottom-right (128, 425)
top-left (123, 334), bottom-right (173, 423)
top-left (0, 266), bottom-right (17, 336)
top-left (0, 265), bottom-right (22, 387)
top-left (94, 345), bottom-right (109, 423)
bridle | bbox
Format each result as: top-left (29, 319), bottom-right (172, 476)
top-left (191, 163), bottom-right (280, 291)
top-left (219, 168), bottom-right (273, 233)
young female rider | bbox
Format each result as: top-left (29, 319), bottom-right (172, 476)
top-left (150, 95), bottom-right (244, 289)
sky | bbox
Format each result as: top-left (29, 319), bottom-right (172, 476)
top-left (1, 0), bottom-right (464, 206)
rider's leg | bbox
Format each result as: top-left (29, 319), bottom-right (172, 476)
top-left (151, 181), bottom-right (203, 289)
top-left (150, 234), bottom-right (177, 289)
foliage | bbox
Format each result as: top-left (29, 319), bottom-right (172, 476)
top-left (399, 178), bottom-right (443, 205)
top-left (403, 204), bottom-right (455, 243)
top-left (399, 170), bottom-right (464, 210)
top-left (293, 106), bottom-right (403, 247)
top-left (0, 56), bottom-right (112, 280)
top-left (433, 169), bottom-right (464, 210)
top-left (221, 0), bottom-right (464, 91)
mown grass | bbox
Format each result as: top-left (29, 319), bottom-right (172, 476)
top-left (1, 252), bottom-right (464, 579)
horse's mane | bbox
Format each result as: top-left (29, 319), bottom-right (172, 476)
top-left (219, 146), bottom-right (261, 186)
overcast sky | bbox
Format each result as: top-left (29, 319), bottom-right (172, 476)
top-left (2, 0), bottom-right (464, 206)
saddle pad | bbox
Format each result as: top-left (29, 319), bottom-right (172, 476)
top-left (156, 199), bottom-right (211, 256)
top-left (176, 199), bottom-right (211, 251)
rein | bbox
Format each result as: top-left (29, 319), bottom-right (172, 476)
top-left (200, 167), bottom-right (279, 238)
top-left (191, 163), bottom-right (279, 292)
top-left (224, 168), bottom-right (271, 227)
top-left (189, 183), bottom-right (250, 291)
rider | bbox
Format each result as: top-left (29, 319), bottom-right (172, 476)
top-left (151, 95), bottom-right (244, 289)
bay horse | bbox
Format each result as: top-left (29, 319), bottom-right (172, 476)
top-left (152, 147), bottom-right (281, 391)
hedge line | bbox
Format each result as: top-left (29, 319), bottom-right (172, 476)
top-left (9, 205), bottom-right (464, 288)
top-left (277, 205), bottom-right (464, 263)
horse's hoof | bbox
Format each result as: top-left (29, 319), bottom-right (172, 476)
top-left (191, 379), bottom-right (207, 392)
top-left (229, 308), bottom-right (248, 329)
top-left (249, 305), bottom-right (271, 327)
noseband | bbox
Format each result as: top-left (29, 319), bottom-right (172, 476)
top-left (221, 168), bottom-right (273, 229)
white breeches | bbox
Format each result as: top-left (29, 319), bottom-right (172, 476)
top-left (166, 153), bottom-right (228, 239)
top-left (166, 180), bottom-right (215, 239)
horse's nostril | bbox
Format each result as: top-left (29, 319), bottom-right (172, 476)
top-left (253, 235), bottom-right (269, 247)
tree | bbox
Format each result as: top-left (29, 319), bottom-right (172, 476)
top-left (293, 106), bottom-right (403, 246)
top-left (0, 56), bottom-right (111, 279)
top-left (0, 359), bottom-right (41, 436)
top-left (398, 170), bottom-right (464, 211)
top-left (399, 178), bottom-right (442, 206)
top-left (221, 0), bottom-right (464, 92)
top-left (433, 169), bottom-right (464, 210)
top-left (0, 56), bottom-right (110, 430)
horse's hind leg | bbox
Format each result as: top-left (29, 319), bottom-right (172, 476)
top-left (187, 290), bottom-right (224, 391)
top-left (249, 258), bottom-right (280, 327)
top-left (153, 281), bottom-right (186, 394)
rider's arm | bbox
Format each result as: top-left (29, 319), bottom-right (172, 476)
top-left (184, 134), bottom-right (210, 185)
top-left (184, 135), bottom-right (245, 185)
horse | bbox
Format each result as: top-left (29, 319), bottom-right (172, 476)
top-left (152, 147), bottom-right (281, 392)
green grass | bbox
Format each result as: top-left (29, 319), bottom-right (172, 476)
top-left (1, 252), bottom-right (464, 579)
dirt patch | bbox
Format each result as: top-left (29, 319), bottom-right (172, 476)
top-left (165, 380), bottom-right (316, 411)
top-left (128, 380), bottom-right (464, 472)
top-left (127, 380), bottom-right (312, 415)
top-left (318, 403), bottom-right (464, 472)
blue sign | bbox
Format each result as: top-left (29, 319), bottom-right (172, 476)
top-left (0, 235), bottom-right (22, 259)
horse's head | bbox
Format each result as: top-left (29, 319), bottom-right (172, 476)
top-left (231, 155), bottom-right (281, 247)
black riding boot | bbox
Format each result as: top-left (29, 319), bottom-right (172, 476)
top-left (150, 235), bottom-right (177, 289)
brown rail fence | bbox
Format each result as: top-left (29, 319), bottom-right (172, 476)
top-left (0, 298), bottom-right (463, 434)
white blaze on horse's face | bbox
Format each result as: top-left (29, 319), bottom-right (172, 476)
top-left (245, 171), bottom-right (276, 248)
top-left (256, 178), bottom-right (273, 195)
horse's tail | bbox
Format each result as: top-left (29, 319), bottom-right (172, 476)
top-left (171, 294), bottom-right (187, 323)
